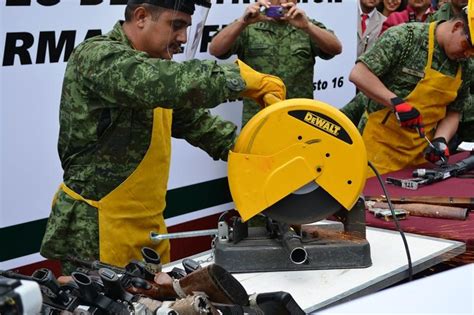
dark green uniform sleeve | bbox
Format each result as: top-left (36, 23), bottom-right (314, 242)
top-left (357, 26), bottom-right (409, 77)
top-left (72, 41), bottom-right (245, 110)
top-left (309, 19), bottom-right (336, 60)
top-left (172, 106), bottom-right (237, 161)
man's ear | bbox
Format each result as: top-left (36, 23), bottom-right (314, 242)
top-left (133, 7), bottom-right (148, 28)
top-left (452, 20), bottom-right (465, 34)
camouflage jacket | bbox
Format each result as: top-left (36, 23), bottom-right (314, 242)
top-left (214, 19), bottom-right (336, 124)
top-left (59, 21), bottom-right (245, 200)
top-left (358, 22), bottom-right (471, 114)
top-left (426, 3), bottom-right (455, 22)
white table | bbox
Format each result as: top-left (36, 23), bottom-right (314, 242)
top-left (319, 263), bottom-right (474, 314)
top-left (164, 226), bottom-right (465, 313)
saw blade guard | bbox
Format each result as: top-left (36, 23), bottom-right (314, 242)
top-left (227, 98), bottom-right (367, 222)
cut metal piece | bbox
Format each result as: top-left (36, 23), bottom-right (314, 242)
top-left (263, 185), bottom-right (343, 224)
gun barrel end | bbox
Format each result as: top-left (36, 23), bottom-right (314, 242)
top-left (290, 247), bottom-right (308, 265)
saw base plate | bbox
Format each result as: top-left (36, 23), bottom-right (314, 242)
top-left (214, 227), bottom-right (371, 273)
top-left (214, 198), bottom-right (372, 273)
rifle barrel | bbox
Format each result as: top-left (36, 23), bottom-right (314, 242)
top-left (365, 196), bottom-right (474, 209)
top-left (66, 256), bottom-right (126, 275)
top-left (0, 270), bottom-right (33, 281)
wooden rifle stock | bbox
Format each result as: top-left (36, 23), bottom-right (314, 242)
top-left (365, 195), bottom-right (474, 209)
top-left (371, 202), bottom-right (469, 220)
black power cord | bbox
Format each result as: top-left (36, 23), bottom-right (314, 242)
top-left (368, 161), bottom-right (413, 281)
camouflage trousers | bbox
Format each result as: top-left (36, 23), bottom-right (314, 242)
top-left (40, 190), bottom-right (99, 275)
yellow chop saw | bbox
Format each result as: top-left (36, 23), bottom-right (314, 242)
top-left (214, 98), bottom-right (371, 272)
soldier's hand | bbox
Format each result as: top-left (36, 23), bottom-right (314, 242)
top-left (236, 59), bottom-right (286, 108)
top-left (424, 137), bottom-right (449, 165)
top-left (280, 1), bottom-right (310, 30)
top-left (391, 97), bottom-right (424, 132)
top-left (240, 0), bottom-right (271, 25)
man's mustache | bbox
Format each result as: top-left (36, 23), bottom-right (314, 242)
top-left (168, 44), bottom-right (184, 54)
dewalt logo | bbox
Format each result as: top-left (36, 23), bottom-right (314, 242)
top-left (288, 110), bottom-right (353, 144)
top-left (303, 112), bottom-right (341, 136)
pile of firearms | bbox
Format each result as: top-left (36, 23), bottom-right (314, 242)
top-left (0, 247), bottom-right (304, 315)
top-left (386, 152), bottom-right (474, 191)
top-left (368, 152), bottom-right (474, 221)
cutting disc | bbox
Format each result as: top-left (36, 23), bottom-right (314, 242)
top-left (262, 182), bottom-right (343, 224)
top-left (228, 98), bottom-right (367, 224)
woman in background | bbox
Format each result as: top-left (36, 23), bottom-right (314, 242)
top-left (377, 0), bottom-right (407, 16)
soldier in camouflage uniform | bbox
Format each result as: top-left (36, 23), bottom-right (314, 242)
top-left (348, 9), bottom-right (473, 174)
top-left (428, 0), bottom-right (474, 143)
top-left (209, 0), bottom-right (342, 126)
top-left (40, 0), bottom-right (286, 274)
top-left (342, 0), bottom-right (473, 140)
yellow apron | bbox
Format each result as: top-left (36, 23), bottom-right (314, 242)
top-left (59, 108), bottom-right (172, 267)
top-left (363, 22), bottom-right (462, 176)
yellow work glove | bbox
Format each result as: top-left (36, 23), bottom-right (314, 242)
top-left (236, 59), bottom-right (286, 107)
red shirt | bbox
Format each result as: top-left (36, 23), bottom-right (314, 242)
top-left (380, 5), bottom-right (435, 35)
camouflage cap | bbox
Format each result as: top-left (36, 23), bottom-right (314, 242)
top-left (127, 0), bottom-right (210, 15)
